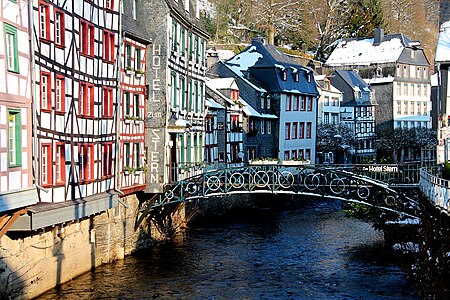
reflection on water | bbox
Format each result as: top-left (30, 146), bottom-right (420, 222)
top-left (38, 199), bottom-right (418, 299)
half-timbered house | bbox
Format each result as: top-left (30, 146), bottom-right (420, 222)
top-left (19, 0), bottom-right (120, 229)
top-left (119, 0), bottom-right (151, 195)
top-left (0, 0), bottom-right (37, 214)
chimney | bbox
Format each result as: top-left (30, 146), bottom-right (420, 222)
top-left (373, 28), bottom-right (384, 46)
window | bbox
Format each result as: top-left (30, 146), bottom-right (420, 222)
top-left (293, 95), bottom-right (299, 111)
top-left (376, 67), bottom-right (382, 77)
top-left (403, 65), bottom-right (407, 78)
top-left (292, 122), bottom-right (298, 139)
top-left (294, 72), bottom-right (299, 82)
top-left (195, 36), bottom-right (199, 62)
top-left (306, 122), bottom-right (312, 138)
top-left (180, 27), bottom-right (186, 55)
top-left (8, 110), bottom-right (21, 167)
top-left (423, 102), bottom-right (428, 115)
top-left (396, 101), bottom-right (401, 114)
top-left (306, 97), bottom-right (312, 111)
top-left (396, 83), bottom-right (401, 96)
top-left (266, 120), bottom-right (271, 134)
top-left (324, 113), bottom-right (329, 124)
top-left (134, 93), bottom-right (140, 117)
top-left (102, 87), bottom-right (113, 117)
top-left (396, 65), bottom-right (401, 77)
top-left (286, 95), bottom-right (292, 111)
top-left (79, 82), bottom-right (94, 117)
top-left (291, 150), bottom-right (297, 159)
top-left (423, 67), bottom-right (427, 79)
top-left (300, 96), bottom-right (306, 111)
top-left (102, 143), bottom-right (113, 177)
top-left (135, 48), bottom-right (141, 71)
top-left (79, 144), bottom-right (94, 182)
top-left (103, 31), bottom-right (115, 62)
top-left (403, 83), bottom-right (408, 96)
top-left (305, 149), bottom-right (311, 160)
top-left (124, 91), bottom-right (131, 117)
top-left (299, 122), bottom-right (305, 139)
top-left (124, 143), bottom-right (131, 167)
top-left (230, 115), bottom-right (239, 131)
top-left (39, 1), bottom-right (50, 40)
top-left (324, 96), bottom-right (329, 106)
top-left (281, 70), bottom-right (287, 81)
top-left (260, 120), bottom-right (265, 134)
top-left (4, 23), bottom-right (19, 72)
top-left (180, 77), bottom-right (186, 110)
top-left (194, 81), bottom-right (199, 113)
top-left (41, 144), bottom-right (52, 186)
top-left (55, 10), bottom-right (65, 47)
top-left (248, 147), bottom-right (256, 161)
top-left (298, 149), bottom-right (304, 159)
top-left (55, 75), bottom-right (65, 113)
top-left (106, 0), bottom-right (114, 10)
top-left (410, 101), bottom-right (414, 115)
top-left (284, 151), bottom-right (290, 160)
top-left (55, 143), bottom-right (66, 184)
top-left (41, 72), bottom-right (51, 110)
top-left (403, 101), bottom-right (408, 115)
top-left (125, 44), bottom-right (132, 69)
top-left (285, 123), bottom-right (291, 140)
top-left (133, 143), bottom-right (141, 168)
top-left (80, 20), bottom-right (94, 56)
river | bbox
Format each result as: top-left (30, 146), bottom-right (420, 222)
top-left (38, 198), bottom-right (418, 299)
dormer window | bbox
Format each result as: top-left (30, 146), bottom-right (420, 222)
top-left (307, 73), bottom-right (311, 83)
top-left (281, 70), bottom-right (287, 81)
top-left (324, 80), bottom-right (330, 90)
top-left (294, 72), bottom-right (299, 82)
top-left (376, 67), bottom-right (382, 77)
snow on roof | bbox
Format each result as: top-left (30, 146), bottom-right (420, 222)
top-left (206, 78), bottom-right (237, 90)
top-left (240, 98), bottom-right (277, 119)
top-left (218, 50), bottom-right (235, 61)
top-left (205, 98), bottom-right (225, 110)
top-left (222, 63), bottom-right (267, 93)
top-left (326, 38), bottom-right (405, 66)
top-left (226, 46), bottom-right (263, 76)
top-left (364, 75), bottom-right (395, 84)
top-left (435, 21), bottom-right (450, 63)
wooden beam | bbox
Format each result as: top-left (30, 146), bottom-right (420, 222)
top-left (0, 209), bottom-right (28, 239)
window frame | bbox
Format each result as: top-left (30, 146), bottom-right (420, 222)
top-left (39, 1), bottom-right (51, 42)
top-left (54, 9), bottom-right (65, 47)
top-left (41, 143), bottom-right (52, 186)
top-left (55, 142), bottom-right (66, 185)
top-left (4, 23), bottom-right (19, 73)
top-left (79, 144), bottom-right (94, 182)
top-left (102, 87), bottom-right (114, 118)
top-left (8, 109), bottom-right (22, 167)
top-left (80, 20), bottom-right (95, 57)
top-left (55, 75), bottom-right (65, 113)
top-left (40, 71), bottom-right (52, 111)
top-left (79, 81), bottom-right (94, 117)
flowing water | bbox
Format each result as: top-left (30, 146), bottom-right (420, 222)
top-left (38, 198), bottom-right (418, 299)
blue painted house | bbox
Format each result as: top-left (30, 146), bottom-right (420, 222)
top-left (212, 38), bottom-right (319, 162)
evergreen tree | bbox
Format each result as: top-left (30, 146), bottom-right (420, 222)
top-left (346, 0), bottom-right (385, 38)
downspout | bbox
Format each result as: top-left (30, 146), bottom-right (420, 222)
top-left (114, 0), bottom-right (125, 200)
top-left (28, 0), bottom-right (48, 193)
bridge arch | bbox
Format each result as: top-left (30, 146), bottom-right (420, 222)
top-left (137, 164), bottom-right (421, 228)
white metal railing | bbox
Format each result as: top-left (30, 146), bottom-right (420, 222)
top-left (419, 166), bottom-right (450, 214)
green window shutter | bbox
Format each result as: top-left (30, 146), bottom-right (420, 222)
top-left (180, 77), bottom-right (185, 110)
top-left (187, 134), bottom-right (191, 163)
top-left (8, 109), bottom-right (21, 167)
top-left (172, 73), bottom-right (177, 108)
top-left (180, 134), bottom-right (185, 164)
top-left (4, 23), bottom-right (19, 73)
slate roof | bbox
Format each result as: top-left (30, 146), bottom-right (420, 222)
top-left (326, 33), bottom-right (414, 66)
top-left (330, 70), bottom-right (376, 106)
top-left (224, 38), bottom-right (319, 96)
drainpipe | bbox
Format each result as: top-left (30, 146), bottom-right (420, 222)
top-left (114, 0), bottom-right (125, 199)
top-left (28, 0), bottom-right (48, 194)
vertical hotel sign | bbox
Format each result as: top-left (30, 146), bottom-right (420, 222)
top-left (146, 44), bottom-right (166, 193)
